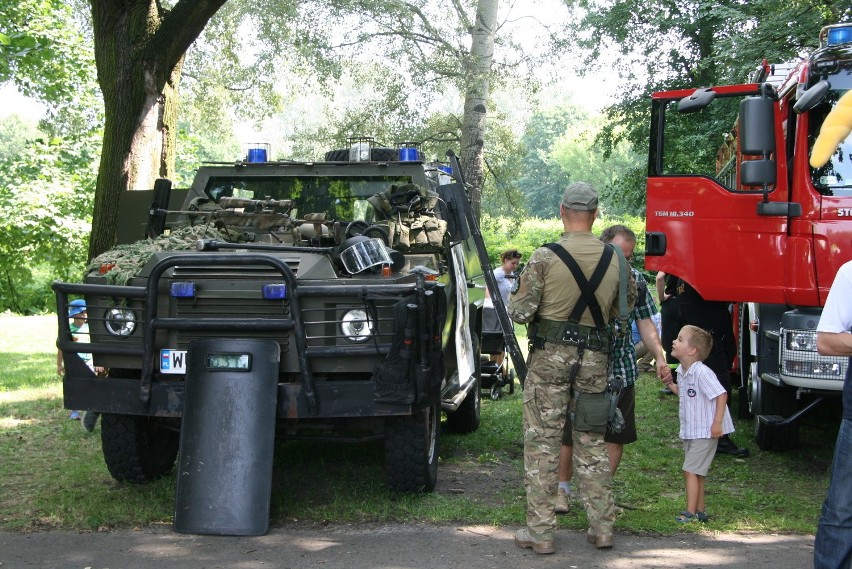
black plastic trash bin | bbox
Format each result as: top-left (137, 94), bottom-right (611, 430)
top-left (174, 338), bottom-right (280, 536)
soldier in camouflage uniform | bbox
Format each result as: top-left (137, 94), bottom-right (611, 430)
top-left (509, 182), bottom-right (635, 554)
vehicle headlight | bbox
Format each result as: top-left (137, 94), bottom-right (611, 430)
top-left (105, 308), bottom-right (136, 337)
top-left (785, 330), bottom-right (817, 351)
top-left (341, 309), bottom-right (373, 342)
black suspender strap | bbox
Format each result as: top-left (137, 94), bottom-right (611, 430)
top-left (544, 243), bottom-right (614, 330)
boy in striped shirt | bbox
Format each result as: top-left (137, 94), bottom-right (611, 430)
top-left (662, 325), bottom-right (735, 523)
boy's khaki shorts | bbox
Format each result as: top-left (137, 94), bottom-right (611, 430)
top-left (682, 437), bottom-right (718, 476)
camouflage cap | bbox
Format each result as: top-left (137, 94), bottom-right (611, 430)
top-left (561, 182), bottom-right (599, 211)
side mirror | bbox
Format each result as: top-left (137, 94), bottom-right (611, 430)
top-left (739, 97), bottom-right (775, 155)
top-left (145, 178), bottom-right (172, 238)
top-left (793, 80), bottom-right (830, 114)
top-left (741, 159), bottom-right (776, 186)
top-left (677, 88), bottom-right (716, 114)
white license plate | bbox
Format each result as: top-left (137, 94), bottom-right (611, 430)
top-left (160, 350), bottom-right (187, 374)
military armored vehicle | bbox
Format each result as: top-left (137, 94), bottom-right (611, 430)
top-left (53, 140), bottom-right (488, 502)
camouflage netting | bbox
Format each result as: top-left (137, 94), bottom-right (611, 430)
top-left (86, 224), bottom-right (229, 286)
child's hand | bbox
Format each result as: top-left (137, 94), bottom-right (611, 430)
top-left (711, 420), bottom-right (723, 439)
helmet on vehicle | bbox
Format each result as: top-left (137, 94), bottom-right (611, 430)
top-left (337, 236), bottom-right (392, 275)
top-left (68, 299), bottom-right (87, 317)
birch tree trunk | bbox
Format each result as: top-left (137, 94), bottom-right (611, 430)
top-left (87, 0), bottom-right (227, 259)
top-left (460, 0), bottom-right (498, 220)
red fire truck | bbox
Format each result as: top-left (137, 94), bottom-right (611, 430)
top-left (645, 23), bottom-right (852, 451)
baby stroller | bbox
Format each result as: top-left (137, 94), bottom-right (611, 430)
top-left (479, 305), bottom-right (516, 400)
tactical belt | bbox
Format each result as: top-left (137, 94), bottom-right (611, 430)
top-left (532, 318), bottom-right (610, 353)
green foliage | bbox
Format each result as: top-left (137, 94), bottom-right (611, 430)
top-left (516, 104), bottom-right (586, 217)
top-left (568, 0), bottom-right (851, 159)
top-left (0, 133), bottom-right (97, 314)
top-left (515, 100), bottom-right (644, 218)
top-left (0, 0), bottom-right (96, 109)
top-left (480, 213), bottom-right (650, 278)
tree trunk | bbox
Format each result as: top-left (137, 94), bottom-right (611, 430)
top-left (459, 0), bottom-right (498, 221)
top-left (87, 0), bottom-right (226, 260)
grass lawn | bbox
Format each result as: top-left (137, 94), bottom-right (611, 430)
top-left (0, 313), bottom-right (836, 533)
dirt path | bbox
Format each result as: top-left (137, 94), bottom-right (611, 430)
top-left (0, 522), bottom-right (813, 569)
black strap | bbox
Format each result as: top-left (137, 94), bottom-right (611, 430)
top-left (544, 243), bottom-right (614, 329)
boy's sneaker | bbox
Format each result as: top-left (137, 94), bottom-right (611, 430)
top-left (555, 487), bottom-right (570, 513)
top-left (82, 411), bottom-right (99, 432)
top-left (555, 485), bottom-right (578, 513)
top-left (696, 511), bottom-right (708, 523)
top-left (69, 411), bottom-right (81, 420)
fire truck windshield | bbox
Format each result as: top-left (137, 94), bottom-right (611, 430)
top-left (809, 86), bottom-right (852, 196)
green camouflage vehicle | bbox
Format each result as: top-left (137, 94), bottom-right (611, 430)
top-left (54, 141), bottom-right (487, 498)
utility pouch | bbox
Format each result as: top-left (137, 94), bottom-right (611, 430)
top-left (572, 391), bottom-right (609, 434)
top-left (396, 221), bottom-right (410, 249)
top-left (423, 217), bottom-right (446, 247)
top-left (410, 219), bottom-right (427, 245)
top-left (606, 376), bottom-right (625, 433)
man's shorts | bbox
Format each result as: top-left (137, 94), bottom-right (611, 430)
top-left (682, 438), bottom-right (718, 476)
top-left (562, 384), bottom-right (638, 445)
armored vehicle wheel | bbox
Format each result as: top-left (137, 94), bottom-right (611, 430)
top-left (384, 403), bottom-right (440, 492)
top-left (101, 413), bottom-right (179, 483)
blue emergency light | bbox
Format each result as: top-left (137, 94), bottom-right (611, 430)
top-left (822, 24), bottom-right (852, 46)
top-left (246, 143), bottom-right (270, 163)
top-left (170, 282), bottom-right (196, 298)
top-left (262, 284), bottom-right (287, 300)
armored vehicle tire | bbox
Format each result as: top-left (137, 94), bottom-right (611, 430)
top-left (324, 147), bottom-right (398, 162)
top-left (384, 403), bottom-right (440, 492)
top-left (445, 334), bottom-right (482, 434)
top-left (101, 413), bottom-right (179, 483)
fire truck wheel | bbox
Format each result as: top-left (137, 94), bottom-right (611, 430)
top-left (101, 414), bottom-right (179, 483)
top-left (750, 375), bottom-right (800, 451)
top-left (737, 308), bottom-right (754, 419)
top-left (384, 403), bottom-right (440, 493)
top-left (445, 334), bottom-right (482, 434)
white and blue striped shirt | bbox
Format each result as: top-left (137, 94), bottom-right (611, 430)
top-left (675, 360), bottom-right (735, 440)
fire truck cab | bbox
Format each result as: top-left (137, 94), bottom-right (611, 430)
top-left (645, 24), bottom-right (852, 450)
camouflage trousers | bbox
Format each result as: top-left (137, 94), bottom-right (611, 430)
top-left (522, 342), bottom-right (615, 538)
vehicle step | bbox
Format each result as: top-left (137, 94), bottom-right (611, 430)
top-left (757, 414), bottom-right (785, 426)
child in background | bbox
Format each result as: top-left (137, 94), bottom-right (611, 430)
top-left (57, 299), bottom-right (100, 426)
top-left (662, 324), bottom-right (735, 523)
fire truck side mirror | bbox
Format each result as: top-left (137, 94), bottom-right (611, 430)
top-left (739, 97), bottom-right (775, 156)
top-left (741, 159), bottom-right (776, 187)
top-left (677, 88), bottom-right (716, 113)
top-left (793, 80), bottom-right (830, 114)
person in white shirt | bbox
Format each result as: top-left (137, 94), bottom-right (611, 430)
top-left (662, 324), bottom-right (735, 524)
top-left (813, 260), bottom-right (852, 569)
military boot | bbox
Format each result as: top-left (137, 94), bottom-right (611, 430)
top-left (514, 528), bottom-right (555, 554)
